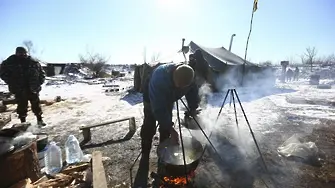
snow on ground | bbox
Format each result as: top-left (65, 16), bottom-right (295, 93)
top-left (1, 76), bottom-right (335, 187)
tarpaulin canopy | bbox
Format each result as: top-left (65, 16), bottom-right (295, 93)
top-left (189, 41), bottom-right (257, 71)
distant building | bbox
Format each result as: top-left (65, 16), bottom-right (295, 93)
top-left (45, 62), bottom-right (82, 77)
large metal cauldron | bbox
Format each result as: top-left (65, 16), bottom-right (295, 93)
top-left (157, 136), bottom-right (204, 177)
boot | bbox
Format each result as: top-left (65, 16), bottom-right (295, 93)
top-left (37, 116), bottom-right (46, 127)
top-left (19, 117), bottom-right (26, 123)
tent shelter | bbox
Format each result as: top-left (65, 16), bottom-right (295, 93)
top-left (133, 41), bottom-right (275, 92)
top-left (188, 41), bottom-right (275, 91)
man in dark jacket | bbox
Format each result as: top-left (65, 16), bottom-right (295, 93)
top-left (188, 54), bottom-right (197, 69)
top-left (193, 49), bottom-right (209, 84)
top-left (134, 63), bottom-right (199, 187)
top-left (0, 47), bottom-right (46, 126)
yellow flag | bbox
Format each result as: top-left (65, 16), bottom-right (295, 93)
top-left (253, 0), bottom-right (258, 12)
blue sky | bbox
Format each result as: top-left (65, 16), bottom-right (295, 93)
top-left (0, 0), bottom-right (334, 64)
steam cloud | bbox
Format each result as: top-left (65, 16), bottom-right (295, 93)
top-left (185, 67), bottom-right (278, 186)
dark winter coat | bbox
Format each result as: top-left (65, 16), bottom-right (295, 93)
top-left (143, 63), bottom-right (199, 131)
top-left (194, 52), bottom-right (209, 82)
top-left (0, 55), bottom-right (46, 94)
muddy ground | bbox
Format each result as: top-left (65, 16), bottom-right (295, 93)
top-left (45, 94), bottom-right (335, 188)
top-left (3, 84), bottom-right (334, 188)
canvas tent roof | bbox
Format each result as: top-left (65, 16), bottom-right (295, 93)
top-left (189, 41), bottom-right (257, 71)
top-left (147, 41), bottom-right (257, 71)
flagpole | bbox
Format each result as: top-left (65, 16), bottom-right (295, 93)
top-left (241, 2), bottom-right (257, 86)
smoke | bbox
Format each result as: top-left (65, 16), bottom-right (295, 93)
top-left (186, 66), bottom-right (279, 185)
top-left (198, 83), bottom-right (212, 108)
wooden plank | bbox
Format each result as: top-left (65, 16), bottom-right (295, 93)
top-left (82, 129), bottom-right (91, 142)
top-left (129, 117), bottom-right (136, 133)
top-left (61, 163), bottom-right (90, 174)
top-left (92, 151), bottom-right (108, 188)
top-left (80, 117), bottom-right (134, 130)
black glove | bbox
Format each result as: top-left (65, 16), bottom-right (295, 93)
top-left (184, 108), bottom-right (201, 117)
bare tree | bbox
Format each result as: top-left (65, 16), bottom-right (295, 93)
top-left (302, 46), bottom-right (317, 71)
top-left (326, 53), bottom-right (335, 65)
top-left (22, 40), bottom-right (36, 55)
top-left (79, 50), bottom-right (109, 78)
top-left (151, 52), bottom-right (161, 63)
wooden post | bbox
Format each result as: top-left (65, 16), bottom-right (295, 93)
top-left (92, 151), bottom-right (108, 188)
top-left (82, 129), bottom-right (91, 142)
top-left (129, 117), bottom-right (136, 133)
top-left (0, 141), bottom-right (40, 188)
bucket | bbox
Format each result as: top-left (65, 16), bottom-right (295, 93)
top-left (38, 147), bottom-right (48, 168)
top-left (35, 133), bottom-right (48, 152)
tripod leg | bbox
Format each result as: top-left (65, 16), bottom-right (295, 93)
top-left (130, 152), bottom-right (142, 187)
top-left (176, 101), bottom-right (189, 185)
top-left (229, 89), bottom-right (233, 107)
top-left (216, 89), bottom-right (230, 121)
top-left (232, 89), bottom-right (268, 172)
top-left (231, 90), bottom-right (241, 141)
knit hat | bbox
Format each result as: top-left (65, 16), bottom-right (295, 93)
top-left (173, 64), bottom-right (195, 87)
top-left (15, 47), bottom-right (27, 54)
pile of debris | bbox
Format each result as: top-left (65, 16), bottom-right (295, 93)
top-left (30, 163), bottom-right (92, 188)
top-left (1, 122), bottom-right (108, 188)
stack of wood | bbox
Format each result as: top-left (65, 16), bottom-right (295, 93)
top-left (13, 163), bottom-right (93, 188)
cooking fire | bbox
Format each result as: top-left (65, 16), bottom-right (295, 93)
top-left (162, 171), bottom-right (195, 187)
top-left (151, 171), bottom-right (196, 188)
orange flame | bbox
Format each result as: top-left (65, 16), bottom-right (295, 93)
top-left (160, 171), bottom-right (195, 187)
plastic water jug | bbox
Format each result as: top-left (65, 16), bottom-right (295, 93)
top-left (44, 142), bottom-right (63, 175)
top-left (65, 135), bottom-right (83, 164)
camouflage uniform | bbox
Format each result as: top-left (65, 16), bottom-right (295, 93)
top-left (0, 54), bottom-right (46, 124)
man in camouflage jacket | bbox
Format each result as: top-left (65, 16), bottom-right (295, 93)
top-left (0, 47), bottom-right (46, 126)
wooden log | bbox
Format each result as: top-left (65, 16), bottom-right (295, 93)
top-left (32, 176), bottom-right (48, 185)
top-left (33, 173), bottom-right (74, 187)
top-left (92, 151), bottom-right (108, 188)
top-left (8, 178), bottom-right (33, 188)
top-left (0, 141), bottom-right (40, 188)
top-left (61, 163), bottom-right (90, 174)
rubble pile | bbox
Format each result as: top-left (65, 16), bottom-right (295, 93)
top-left (31, 163), bottom-right (93, 188)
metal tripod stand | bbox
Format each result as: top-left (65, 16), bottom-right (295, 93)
top-left (179, 88), bottom-right (271, 188)
top-left (130, 89), bottom-right (271, 187)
